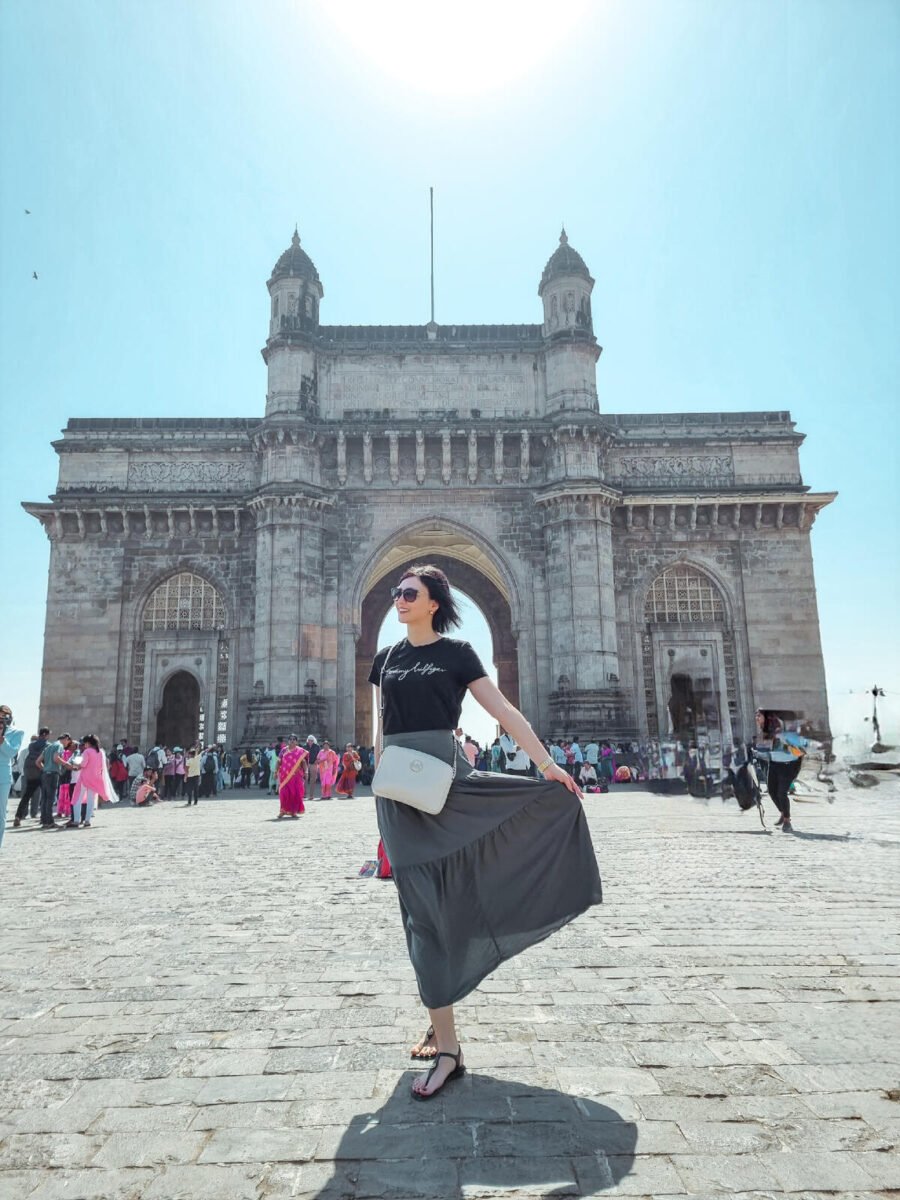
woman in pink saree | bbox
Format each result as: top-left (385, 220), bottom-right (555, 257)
top-left (316, 741), bottom-right (339, 798)
top-left (276, 735), bottom-right (307, 819)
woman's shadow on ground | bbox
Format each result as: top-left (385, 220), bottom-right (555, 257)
top-left (312, 1071), bottom-right (637, 1198)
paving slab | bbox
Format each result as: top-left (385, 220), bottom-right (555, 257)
top-left (1, 780), bottom-right (898, 1198)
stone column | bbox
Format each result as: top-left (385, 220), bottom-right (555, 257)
top-left (539, 490), bottom-right (623, 733)
top-left (247, 495), bottom-right (329, 741)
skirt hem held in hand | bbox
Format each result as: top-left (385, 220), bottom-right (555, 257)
top-left (377, 729), bottom-right (603, 1010)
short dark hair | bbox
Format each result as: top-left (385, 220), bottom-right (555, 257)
top-left (39, 726), bottom-right (50, 736)
top-left (399, 564), bottom-right (461, 634)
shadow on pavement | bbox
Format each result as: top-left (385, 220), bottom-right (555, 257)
top-left (312, 1072), bottom-right (636, 1198)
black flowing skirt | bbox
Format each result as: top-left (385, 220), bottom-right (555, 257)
top-left (377, 730), bottom-right (603, 1009)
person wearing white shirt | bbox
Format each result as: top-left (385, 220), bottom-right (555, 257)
top-left (499, 732), bottom-right (531, 777)
top-left (550, 740), bottom-right (567, 767)
top-left (571, 739), bottom-right (584, 765)
top-left (585, 740), bottom-right (599, 765)
top-left (125, 750), bottom-right (145, 789)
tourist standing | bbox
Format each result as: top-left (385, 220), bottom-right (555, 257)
top-left (70, 734), bottom-right (110, 828)
top-left (108, 750), bottom-right (129, 801)
top-left (316, 741), bottom-right (339, 798)
top-left (239, 749), bottom-right (256, 789)
top-left (335, 743), bottom-right (361, 798)
top-left (56, 740), bottom-right (77, 822)
top-left (161, 750), bottom-right (177, 799)
top-left (499, 731), bottom-right (531, 778)
top-left (15, 727), bottom-right (49, 823)
top-left (276, 735), bottom-right (307, 818)
top-left (38, 733), bottom-right (72, 830)
top-left (125, 746), bottom-right (146, 794)
top-left (173, 747), bottom-right (186, 797)
top-left (184, 747), bottom-right (202, 805)
top-left (0, 706), bottom-right (24, 850)
top-left (370, 564), bottom-right (601, 1099)
top-left (199, 747), bottom-right (218, 798)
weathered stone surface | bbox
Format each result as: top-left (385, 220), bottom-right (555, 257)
top-left (2, 779), bottom-right (898, 1198)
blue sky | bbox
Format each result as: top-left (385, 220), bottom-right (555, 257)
top-left (1, 0), bottom-right (897, 752)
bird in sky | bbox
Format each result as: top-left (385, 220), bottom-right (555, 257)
top-left (25, 209), bottom-right (31, 215)
top-left (33, 271), bottom-right (38, 280)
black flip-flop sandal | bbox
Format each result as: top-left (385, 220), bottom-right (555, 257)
top-left (411, 1046), bottom-right (465, 1101)
top-left (410, 1025), bottom-right (437, 1060)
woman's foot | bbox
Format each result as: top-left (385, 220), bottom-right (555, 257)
top-left (411, 1045), bottom-right (465, 1099)
top-left (410, 1025), bottom-right (437, 1060)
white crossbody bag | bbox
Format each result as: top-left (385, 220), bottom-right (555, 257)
top-left (371, 642), bottom-right (457, 816)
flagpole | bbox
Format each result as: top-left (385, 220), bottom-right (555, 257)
top-left (429, 186), bottom-right (435, 324)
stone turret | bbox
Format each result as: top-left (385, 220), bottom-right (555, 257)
top-left (539, 228), bottom-right (601, 416)
top-left (262, 228), bottom-right (323, 418)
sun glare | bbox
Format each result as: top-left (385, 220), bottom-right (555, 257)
top-left (318, 0), bottom-right (590, 97)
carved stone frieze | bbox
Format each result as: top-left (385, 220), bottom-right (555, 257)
top-left (128, 460), bottom-right (254, 491)
top-left (609, 454), bottom-right (735, 486)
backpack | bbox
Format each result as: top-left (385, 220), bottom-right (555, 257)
top-left (203, 753), bottom-right (217, 774)
top-left (23, 740), bottom-right (45, 780)
top-left (146, 748), bottom-right (161, 770)
top-left (732, 763), bottom-right (760, 810)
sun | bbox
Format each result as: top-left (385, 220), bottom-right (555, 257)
top-left (316, 0), bottom-right (590, 97)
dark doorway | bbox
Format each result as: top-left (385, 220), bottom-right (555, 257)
top-left (156, 671), bottom-right (200, 748)
top-left (668, 673), bottom-right (697, 741)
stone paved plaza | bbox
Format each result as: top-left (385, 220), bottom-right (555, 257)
top-left (1, 780), bottom-right (899, 1199)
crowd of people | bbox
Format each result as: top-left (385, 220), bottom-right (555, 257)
top-left (0, 727), bottom-right (379, 832)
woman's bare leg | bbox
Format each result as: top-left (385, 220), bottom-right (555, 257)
top-left (411, 1004), bottom-right (462, 1096)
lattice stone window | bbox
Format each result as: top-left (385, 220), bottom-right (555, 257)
top-left (644, 565), bottom-right (724, 623)
top-left (143, 573), bottom-right (225, 631)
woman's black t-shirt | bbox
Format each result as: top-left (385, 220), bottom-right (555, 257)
top-left (368, 637), bottom-right (488, 735)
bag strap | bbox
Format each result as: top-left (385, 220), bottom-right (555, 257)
top-left (377, 641), bottom-right (457, 784)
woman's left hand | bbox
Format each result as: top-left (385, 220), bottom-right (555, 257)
top-left (541, 762), bottom-right (584, 800)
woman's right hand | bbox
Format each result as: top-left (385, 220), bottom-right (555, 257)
top-left (541, 762), bottom-right (584, 800)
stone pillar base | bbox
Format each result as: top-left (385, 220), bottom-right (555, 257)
top-left (242, 695), bottom-right (329, 745)
top-left (547, 688), bottom-right (636, 740)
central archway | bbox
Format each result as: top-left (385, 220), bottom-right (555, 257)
top-left (352, 525), bottom-right (521, 746)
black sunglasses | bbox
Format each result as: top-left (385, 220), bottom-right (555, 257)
top-left (390, 586), bottom-right (421, 603)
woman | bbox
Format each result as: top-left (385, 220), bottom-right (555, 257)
top-left (0, 705), bottom-right (24, 850)
top-left (335, 744), bottom-right (361, 798)
top-left (369, 564), bottom-right (602, 1100)
top-left (316, 741), bottom-right (340, 799)
top-left (56, 739), bottom-right (78, 821)
top-left (162, 748), bottom-right (177, 799)
top-left (276, 735), bottom-right (307, 819)
top-left (755, 709), bottom-right (802, 832)
top-left (108, 750), bottom-right (129, 801)
top-left (70, 734), bottom-right (110, 828)
top-left (172, 747), bottom-right (186, 798)
top-left (599, 741), bottom-right (616, 783)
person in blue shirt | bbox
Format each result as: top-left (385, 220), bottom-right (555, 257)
top-left (0, 705), bottom-right (25, 849)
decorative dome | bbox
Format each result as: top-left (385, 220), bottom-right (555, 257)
top-left (539, 227), bottom-right (593, 294)
top-left (269, 227), bottom-right (320, 284)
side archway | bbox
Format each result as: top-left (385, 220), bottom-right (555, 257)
top-left (639, 562), bottom-right (739, 747)
top-left (130, 571), bottom-right (231, 749)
